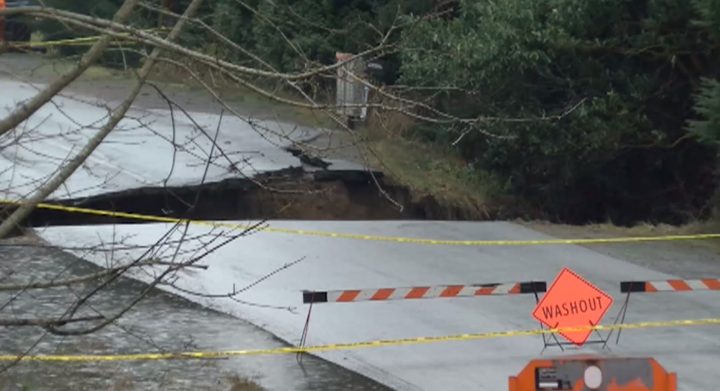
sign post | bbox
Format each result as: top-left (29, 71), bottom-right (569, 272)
top-left (532, 267), bottom-right (614, 349)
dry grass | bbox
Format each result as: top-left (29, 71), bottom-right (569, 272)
top-left (147, 59), bottom-right (336, 129)
top-left (525, 220), bottom-right (720, 238)
top-left (9, 54), bottom-right (123, 82)
top-left (356, 112), bottom-right (498, 216)
top-left (368, 138), bottom-right (488, 204)
top-left (524, 220), bottom-right (720, 253)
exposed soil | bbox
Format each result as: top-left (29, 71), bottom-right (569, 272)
top-left (21, 166), bottom-right (504, 228)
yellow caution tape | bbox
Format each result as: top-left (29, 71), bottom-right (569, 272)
top-left (8, 39), bottom-right (138, 48)
top-left (0, 318), bottom-right (718, 362)
top-left (7, 28), bottom-right (169, 48)
top-left (2, 199), bottom-right (718, 246)
top-left (8, 36), bottom-right (118, 48)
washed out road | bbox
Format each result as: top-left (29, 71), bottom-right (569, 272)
top-left (4, 52), bottom-right (718, 391)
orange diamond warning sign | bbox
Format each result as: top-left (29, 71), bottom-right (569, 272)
top-left (532, 267), bottom-right (613, 346)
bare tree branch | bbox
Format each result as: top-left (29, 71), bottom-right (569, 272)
top-left (0, 0), bottom-right (141, 136)
top-left (0, 0), bottom-right (206, 239)
top-left (0, 315), bottom-right (103, 327)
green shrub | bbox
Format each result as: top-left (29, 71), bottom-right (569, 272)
top-left (397, 0), bottom-right (720, 224)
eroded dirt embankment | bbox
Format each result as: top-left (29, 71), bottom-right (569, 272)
top-left (24, 166), bottom-right (500, 227)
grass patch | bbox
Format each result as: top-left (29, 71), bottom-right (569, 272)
top-left (524, 220), bottom-right (720, 252)
top-left (525, 220), bottom-right (720, 237)
top-left (147, 60), bottom-right (336, 129)
top-left (219, 86), bottom-right (335, 128)
top-left (9, 53), bottom-right (123, 82)
top-left (19, 50), bottom-right (333, 128)
top-left (356, 115), bottom-right (503, 217)
top-left (369, 138), bottom-right (488, 204)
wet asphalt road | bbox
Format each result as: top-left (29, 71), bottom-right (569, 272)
top-left (0, 237), bottom-right (389, 390)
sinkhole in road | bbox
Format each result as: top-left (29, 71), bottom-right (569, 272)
top-left (16, 167), bottom-right (481, 227)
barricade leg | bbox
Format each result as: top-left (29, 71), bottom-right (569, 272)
top-left (297, 301), bottom-right (313, 364)
top-left (612, 291), bottom-right (632, 345)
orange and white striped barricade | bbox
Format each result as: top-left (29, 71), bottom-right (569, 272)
top-left (509, 355), bottom-right (677, 391)
top-left (297, 281), bottom-right (547, 362)
top-left (612, 278), bottom-right (720, 344)
top-left (302, 281), bottom-right (547, 304)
